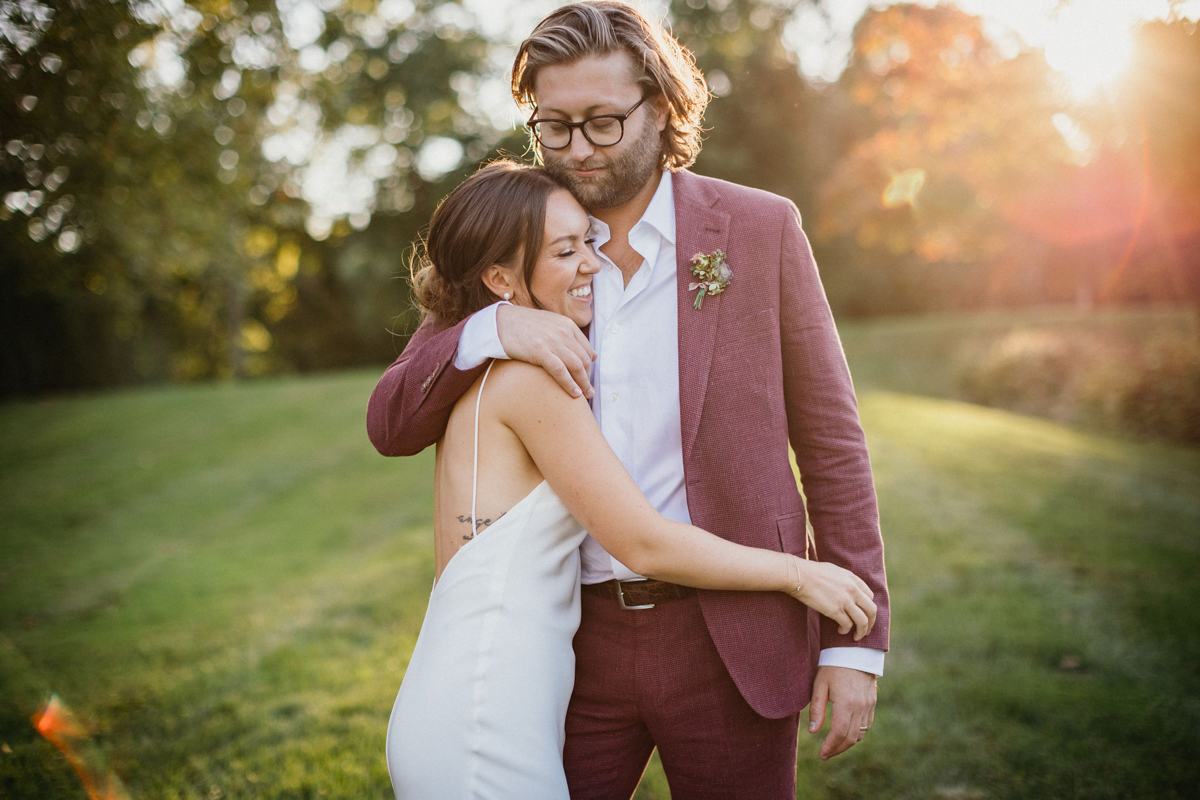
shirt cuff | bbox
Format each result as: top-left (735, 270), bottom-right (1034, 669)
top-left (818, 647), bottom-right (885, 677)
top-left (453, 301), bottom-right (511, 370)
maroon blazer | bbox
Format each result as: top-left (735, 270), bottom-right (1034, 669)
top-left (367, 170), bottom-right (889, 719)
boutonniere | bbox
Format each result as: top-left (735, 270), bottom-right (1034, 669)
top-left (688, 250), bottom-right (732, 310)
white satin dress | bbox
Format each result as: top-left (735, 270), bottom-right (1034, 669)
top-left (386, 361), bottom-right (587, 799)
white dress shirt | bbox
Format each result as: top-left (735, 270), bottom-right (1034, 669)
top-left (453, 171), bottom-right (884, 676)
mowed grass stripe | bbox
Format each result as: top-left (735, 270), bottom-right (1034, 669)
top-left (2, 373), bottom-right (1198, 797)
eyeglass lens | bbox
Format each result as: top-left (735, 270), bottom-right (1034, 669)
top-left (534, 116), bottom-right (624, 149)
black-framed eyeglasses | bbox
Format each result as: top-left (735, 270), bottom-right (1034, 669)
top-left (526, 95), bottom-right (650, 150)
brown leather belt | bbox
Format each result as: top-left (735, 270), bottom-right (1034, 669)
top-left (582, 578), bottom-right (695, 610)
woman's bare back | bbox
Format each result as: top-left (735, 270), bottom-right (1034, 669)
top-left (432, 361), bottom-right (547, 578)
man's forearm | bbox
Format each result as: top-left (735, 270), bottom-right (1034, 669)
top-left (366, 313), bottom-right (488, 457)
top-left (454, 302), bottom-right (510, 370)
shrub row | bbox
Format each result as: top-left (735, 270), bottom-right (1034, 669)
top-left (959, 329), bottom-right (1200, 445)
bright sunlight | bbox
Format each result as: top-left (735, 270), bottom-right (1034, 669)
top-left (1043, 0), bottom-right (1138, 99)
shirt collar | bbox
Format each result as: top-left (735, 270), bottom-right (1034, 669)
top-left (588, 169), bottom-right (676, 248)
top-left (638, 169), bottom-right (676, 245)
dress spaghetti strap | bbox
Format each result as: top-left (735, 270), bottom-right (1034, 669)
top-left (470, 359), bottom-right (497, 536)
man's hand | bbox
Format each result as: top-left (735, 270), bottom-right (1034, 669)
top-left (808, 665), bottom-right (877, 760)
top-left (496, 304), bottom-right (597, 398)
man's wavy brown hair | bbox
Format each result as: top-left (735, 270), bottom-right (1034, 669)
top-left (511, 1), bottom-right (710, 171)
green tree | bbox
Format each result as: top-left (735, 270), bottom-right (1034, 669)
top-left (1102, 18), bottom-right (1200, 311)
top-left (1, 0), bottom-right (501, 395)
top-left (670, 0), bottom-right (825, 218)
top-left (813, 3), bottom-right (1074, 315)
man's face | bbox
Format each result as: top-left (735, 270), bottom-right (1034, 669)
top-left (532, 50), bottom-right (668, 210)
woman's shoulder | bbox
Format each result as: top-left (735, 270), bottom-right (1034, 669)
top-left (485, 359), bottom-right (567, 397)
top-left (482, 359), bottom-right (591, 420)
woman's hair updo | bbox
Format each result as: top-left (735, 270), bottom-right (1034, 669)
top-left (411, 160), bottom-right (571, 326)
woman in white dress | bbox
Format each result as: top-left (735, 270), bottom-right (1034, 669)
top-left (384, 161), bottom-right (876, 798)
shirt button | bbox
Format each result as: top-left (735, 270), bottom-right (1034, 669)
top-left (611, 324), bottom-right (619, 334)
top-left (610, 392), bottom-right (618, 402)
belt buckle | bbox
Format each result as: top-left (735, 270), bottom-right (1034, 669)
top-left (617, 578), bottom-right (655, 610)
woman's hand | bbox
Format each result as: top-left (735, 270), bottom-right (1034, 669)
top-left (785, 555), bottom-right (877, 641)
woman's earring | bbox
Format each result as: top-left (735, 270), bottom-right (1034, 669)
top-left (502, 292), bottom-right (511, 301)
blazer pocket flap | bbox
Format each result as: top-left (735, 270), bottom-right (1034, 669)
top-left (776, 510), bottom-right (809, 558)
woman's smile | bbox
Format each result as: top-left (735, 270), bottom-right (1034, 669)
top-left (526, 189), bottom-right (601, 327)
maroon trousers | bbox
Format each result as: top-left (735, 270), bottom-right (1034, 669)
top-left (564, 590), bottom-right (801, 800)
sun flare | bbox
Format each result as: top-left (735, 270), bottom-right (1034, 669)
top-left (1042, 2), bottom-right (1137, 99)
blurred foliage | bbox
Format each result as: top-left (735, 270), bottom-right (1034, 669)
top-left (2, 0), bottom-right (1200, 399)
top-left (1, 0), bottom-right (513, 394)
top-left (1100, 18), bottom-right (1200, 305)
top-left (677, 1), bottom-right (1200, 320)
top-left (815, 5), bottom-right (1070, 314)
top-left (671, 0), bottom-right (825, 217)
top-left (960, 326), bottom-right (1200, 445)
top-left (820, 6), bottom-right (1068, 259)
top-left (838, 306), bottom-right (1200, 446)
top-left (813, 4), bottom-right (1200, 317)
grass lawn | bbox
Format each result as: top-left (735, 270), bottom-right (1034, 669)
top-left (2, 331), bottom-right (1198, 797)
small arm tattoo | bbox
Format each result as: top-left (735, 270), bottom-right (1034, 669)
top-left (456, 512), bottom-right (506, 541)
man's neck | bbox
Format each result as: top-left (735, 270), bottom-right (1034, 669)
top-left (595, 169), bottom-right (664, 286)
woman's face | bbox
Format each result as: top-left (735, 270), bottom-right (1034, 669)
top-left (523, 189), bottom-right (601, 327)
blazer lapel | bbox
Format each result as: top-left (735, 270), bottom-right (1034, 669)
top-left (674, 171), bottom-right (731, 464)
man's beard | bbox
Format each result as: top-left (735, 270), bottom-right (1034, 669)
top-left (542, 113), bottom-right (662, 210)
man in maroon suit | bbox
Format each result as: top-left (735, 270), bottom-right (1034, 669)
top-left (368, 2), bottom-right (889, 797)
